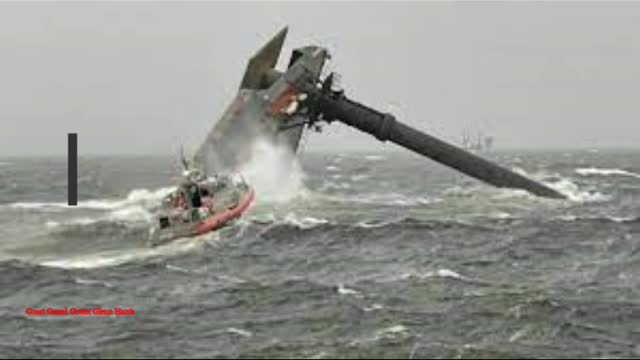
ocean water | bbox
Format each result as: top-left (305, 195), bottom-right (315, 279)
top-left (0, 149), bottom-right (639, 358)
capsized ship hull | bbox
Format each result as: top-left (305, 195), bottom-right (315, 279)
top-left (191, 27), bottom-right (565, 200)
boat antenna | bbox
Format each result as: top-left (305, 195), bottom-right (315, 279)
top-left (179, 145), bottom-right (190, 171)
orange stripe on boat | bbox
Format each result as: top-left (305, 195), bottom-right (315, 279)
top-left (194, 189), bottom-right (255, 235)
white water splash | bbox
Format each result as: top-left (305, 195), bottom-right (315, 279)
top-left (444, 167), bottom-right (611, 203)
top-left (108, 205), bottom-right (153, 222)
top-left (236, 139), bottom-right (308, 203)
top-left (545, 178), bottom-right (611, 202)
top-left (513, 168), bottom-right (613, 202)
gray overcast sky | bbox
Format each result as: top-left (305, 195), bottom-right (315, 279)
top-left (1, 1), bottom-right (639, 156)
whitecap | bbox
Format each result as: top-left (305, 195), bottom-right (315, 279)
top-left (490, 211), bottom-right (512, 219)
top-left (166, 264), bottom-right (191, 273)
top-left (365, 155), bottom-right (385, 161)
top-left (350, 174), bottom-right (370, 182)
top-left (546, 178), bottom-right (611, 202)
top-left (107, 205), bottom-right (152, 222)
top-left (45, 220), bottom-right (60, 228)
top-left (319, 181), bottom-right (351, 191)
top-left (40, 238), bottom-right (201, 269)
top-left (363, 303), bottom-right (384, 312)
top-left (8, 186), bottom-right (175, 211)
top-left (351, 324), bottom-right (408, 346)
top-left (378, 325), bottom-right (407, 335)
top-left (333, 192), bottom-right (439, 207)
top-left (226, 328), bottom-right (252, 337)
top-left (575, 167), bottom-right (640, 179)
top-left (45, 217), bottom-right (97, 228)
top-left (283, 213), bottom-right (330, 229)
top-left (337, 284), bottom-right (360, 296)
top-left (74, 278), bottom-right (113, 287)
top-left (355, 220), bottom-right (394, 229)
top-left (402, 268), bottom-right (466, 281)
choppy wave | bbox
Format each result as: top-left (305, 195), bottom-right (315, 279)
top-left (282, 213), bottom-right (330, 229)
top-left (318, 181), bottom-right (351, 191)
top-left (401, 268), bottom-right (466, 281)
top-left (337, 283), bottom-right (362, 296)
top-left (557, 214), bottom-right (638, 223)
top-left (449, 167), bottom-right (613, 203)
top-left (325, 192), bottom-right (441, 207)
top-left (352, 325), bottom-right (409, 346)
top-left (44, 205), bottom-right (152, 230)
top-left (355, 219), bottom-right (396, 229)
top-left (8, 186), bottom-right (175, 211)
top-left (40, 236), bottom-right (203, 269)
top-left (262, 217), bottom-right (494, 235)
top-left (45, 217), bottom-right (97, 228)
top-left (225, 328), bottom-right (253, 337)
top-left (374, 325), bottom-right (408, 339)
top-left (74, 278), bottom-right (113, 287)
top-left (1, 151), bottom-right (638, 358)
top-left (510, 168), bottom-right (612, 202)
top-left (107, 205), bottom-right (153, 222)
top-left (545, 178), bottom-right (611, 202)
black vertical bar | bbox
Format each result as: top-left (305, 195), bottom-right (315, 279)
top-left (68, 133), bottom-right (77, 206)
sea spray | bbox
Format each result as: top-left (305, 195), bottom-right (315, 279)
top-left (236, 139), bottom-right (308, 203)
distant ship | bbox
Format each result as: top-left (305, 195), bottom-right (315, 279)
top-left (461, 130), bottom-right (494, 153)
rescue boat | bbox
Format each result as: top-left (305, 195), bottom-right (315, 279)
top-left (148, 174), bottom-right (254, 247)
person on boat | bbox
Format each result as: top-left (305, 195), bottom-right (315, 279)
top-left (200, 187), bottom-right (213, 208)
top-left (189, 183), bottom-right (202, 208)
top-left (172, 191), bottom-right (188, 209)
top-left (174, 168), bottom-right (205, 221)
